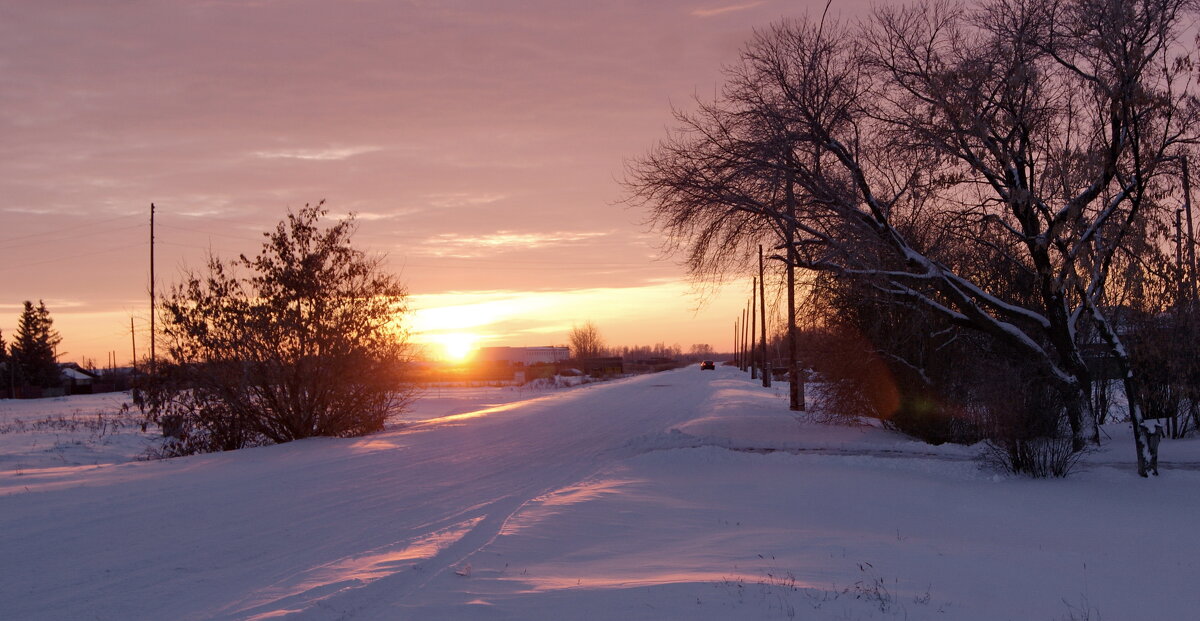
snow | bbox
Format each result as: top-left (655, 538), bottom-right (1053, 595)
top-left (0, 392), bottom-right (158, 476)
top-left (1141, 419), bottom-right (1165, 434)
top-left (2, 368), bottom-right (1199, 620)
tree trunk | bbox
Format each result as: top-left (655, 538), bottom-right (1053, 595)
top-left (1087, 303), bottom-right (1152, 476)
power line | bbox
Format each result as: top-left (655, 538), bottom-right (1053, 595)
top-left (156, 222), bottom-right (264, 244)
top-left (0, 212), bottom-right (141, 245)
top-left (0, 241), bottom-right (147, 273)
top-left (0, 222), bottom-right (144, 252)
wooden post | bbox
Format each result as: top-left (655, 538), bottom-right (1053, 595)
top-left (742, 304), bottom-right (750, 372)
top-left (1177, 208), bottom-right (1185, 303)
top-left (130, 317), bottom-right (137, 371)
top-left (759, 245), bottom-right (770, 388)
top-left (734, 318), bottom-right (741, 368)
top-left (750, 278), bottom-right (758, 380)
top-left (729, 314), bottom-right (739, 366)
top-left (787, 240), bottom-right (804, 410)
top-left (733, 319), bottom-right (737, 368)
top-left (1184, 156), bottom-right (1196, 301)
top-left (150, 203), bottom-right (157, 375)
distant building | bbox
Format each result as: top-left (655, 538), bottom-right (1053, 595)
top-left (60, 363), bottom-right (99, 395)
top-left (475, 346), bottom-right (570, 366)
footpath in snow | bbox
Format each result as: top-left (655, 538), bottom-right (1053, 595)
top-left (1, 366), bottom-right (1198, 620)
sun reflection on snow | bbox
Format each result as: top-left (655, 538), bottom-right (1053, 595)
top-left (317, 516), bottom-right (483, 583)
top-left (497, 478), bottom-right (639, 536)
top-left (407, 399), bottom-right (543, 428)
top-left (347, 438), bottom-right (402, 453)
top-left (236, 517), bottom-right (483, 619)
top-left (508, 570), bottom-right (771, 592)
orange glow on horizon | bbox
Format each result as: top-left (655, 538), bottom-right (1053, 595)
top-left (396, 281), bottom-right (746, 366)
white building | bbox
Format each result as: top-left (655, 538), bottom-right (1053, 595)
top-left (475, 346), bottom-right (569, 365)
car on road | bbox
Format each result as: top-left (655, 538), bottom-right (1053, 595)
top-left (700, 360), bottom-right (715, 370)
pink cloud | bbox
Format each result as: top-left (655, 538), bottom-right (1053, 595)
top-left (0, 0), bottom-right (858, 361)
top-left (691, 1), bottom-right (768, 18)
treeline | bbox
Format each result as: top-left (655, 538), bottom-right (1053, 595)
top-left (628, 0), bottom-right (1198, 477)
top-left (567, 320), bottom-right (716, 362)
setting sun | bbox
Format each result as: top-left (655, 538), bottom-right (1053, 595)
top-left (435, 332), bottom-right (478, 363)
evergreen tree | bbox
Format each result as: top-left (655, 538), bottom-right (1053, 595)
top-left (0, 328), bottom-right (8, 396)
top-left (10, 300), bottom-right (62, 389)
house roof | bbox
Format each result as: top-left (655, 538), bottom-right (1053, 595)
top-left (61, 367), bottom-right (94, 381)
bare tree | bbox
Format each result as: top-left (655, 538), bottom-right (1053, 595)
top-left (631, 0), bottom-right (1198, 476)
top-left (855, 0), bottom-right (1195, 474)
top-left (627, 33), bottom-right (820, 408)
top-left (568, 321), bottom-right (606, 361)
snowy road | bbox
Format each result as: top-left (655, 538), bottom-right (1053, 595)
top-left (6, 366), bottom-right (1200, 620)
top-left (1, 367), bottom-right (725, 620)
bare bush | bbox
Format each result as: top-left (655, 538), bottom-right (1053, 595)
top-left (140, 203), bottom-right (414, 456)
top-left (983, 436), bottom-right (1086, 478)
top-left (977, 373), bottom-right (1086, 477)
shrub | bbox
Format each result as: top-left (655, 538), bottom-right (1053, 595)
top-left (978, 376), bottom-right (1083, 478)
top-left (140, 202), bottom-right (414, 455)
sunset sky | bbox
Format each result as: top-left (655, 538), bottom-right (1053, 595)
top-left (0, 0), bottom-right (868, 364)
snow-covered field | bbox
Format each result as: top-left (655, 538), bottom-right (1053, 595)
top-left (0, 391), bottom-right (158, 474)
top-left (2, 367), bottom-right (1198, 620)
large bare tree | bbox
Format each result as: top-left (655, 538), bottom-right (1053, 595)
top-left (631, 0), bottom-right (1198, 476)
top-left (627, 32), bottom-right (822, 409)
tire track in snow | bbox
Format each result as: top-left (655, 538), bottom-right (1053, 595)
top-left (223, 371), bottom-right (718, 619)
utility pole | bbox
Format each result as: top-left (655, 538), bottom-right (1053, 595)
top-left (784, 172), bottom-right (803, 409)
top-left (787, 236), bottom-right (804, 410)
top-left (750, 278), bottom-right (758, 380)
top-left (741, 304), bottom-right (749, 372)
top-left (734, 318), bottom-right (740, 369)
top-left (732, 319), bottom-right (736, 368)
top-left (735, 314), bottom-right (740, 369)
top-left (1183, 156), bottom-right (1196, 301)
top-left (130, 317), bottom-right (137, 371)
top-left (759, 245), bottom-right (770, 388)
top-left (150, 203), bottom-right (157, 375)
top-left (1177, 208), bottom-right (1185, 303)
